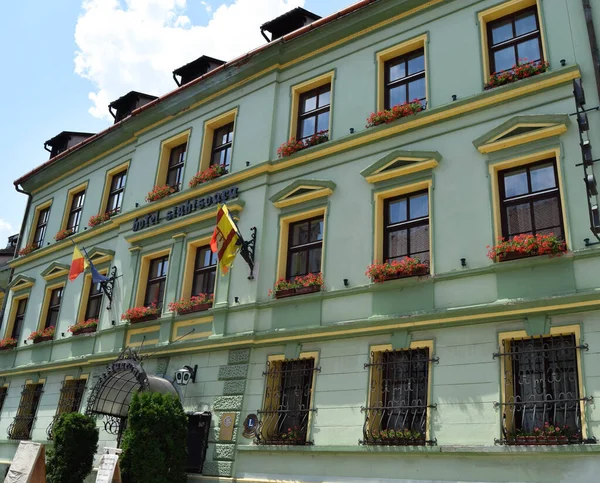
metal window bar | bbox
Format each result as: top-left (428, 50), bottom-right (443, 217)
top-left (47, 379), bottom-right (87, 440)
top-left (493, 334), bottom-right (596, 445)
top-left (256, 358), bottom-right (320, 445)
top-left (361, 348), bottom-right (438, 446)
top-left (8, 383), bottom-right (44, 440)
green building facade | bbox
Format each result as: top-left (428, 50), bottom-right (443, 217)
top-left (1, 0), bottom-right (600, 481)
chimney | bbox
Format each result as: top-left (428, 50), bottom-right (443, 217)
top-left (108, 91), bottom-right (158, 124)
top-left (260, 7), bottom-right (321, 42)
top-left (44, 131), bottom-right (95, 159)
top-left (172, 55), bottom-right (226, 86)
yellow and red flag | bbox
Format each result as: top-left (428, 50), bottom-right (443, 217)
top-left (210, 204), bottom-right (241, 274)
top-left (69, 244), bottom-right (89, 281)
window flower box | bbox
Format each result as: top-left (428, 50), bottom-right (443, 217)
top-left (68, 318), bottom-right (98, 336)
top-left (18, 243), bottom-right (38, 256)
top-left (88, 212), bottom-right (111, 228)
top-left (146, 184), bottom-right (176, 203)
top-left (270, 273), bottom-right (324, 298)
top-left (366, 258), bottom-right (429, 283)
top-left (366, 100), bottom-right (424, 128)
top-left (189, 165), bottom-right (227, 188)
top-left (54, 228), bottom-right (74, 241)
top-left (277, 130), bottom-right (329, 158)
top-left (0, 338), bottom-right (17, 351)
top-left (487, 233), bottom-right (566, 262)
top-left (484, 59), bottom-right (549, 90)
top-left (168, 294), bottom-right (214, 315)
top-left (121, 305), bottom-right (161, 324)
top-left (28, 326), bottom-right (55, 344)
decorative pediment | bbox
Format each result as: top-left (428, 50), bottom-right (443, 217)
top-left (269, 180), bottom-right (336, 209)
top-left (360, 150), bottom-right (441, 184)
top-left (85, 247), bottom-right (115, 265)
top-left (473, 114), bottom-right (569, 154)
top-left (41, 262), bottom-right (70, 281)
top-left (8, 274), bottom-right (35, 292)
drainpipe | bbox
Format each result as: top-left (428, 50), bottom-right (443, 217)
top-left (0, 184), bottom-right (32, 327)
top-left (583, 0), bottom-right (600, 102)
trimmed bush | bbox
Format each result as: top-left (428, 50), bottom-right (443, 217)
top-left (46, 412), bottom-right (99, 483)
top-left (121, 392), bottom-right (187, 483)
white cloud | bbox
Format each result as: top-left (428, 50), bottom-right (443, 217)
top-left (201, 1), bottom-right (212, 13)
top-left (74, 0), bottom-right (305, 120)
top-left (0, 220), bottom-right (14, 241)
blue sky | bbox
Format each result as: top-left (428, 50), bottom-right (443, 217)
top-left (0, 0), bottom-right (351, 245)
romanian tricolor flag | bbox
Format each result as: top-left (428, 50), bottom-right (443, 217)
top-left (210, 204), bottom-right (241, 274)
top-left (69, 244), bottom-right (89, 281)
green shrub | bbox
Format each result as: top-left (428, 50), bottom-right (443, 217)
top-left (121, 392), bottom-right (187, 483)
top-left (46, 412), bottom-right (99, 483)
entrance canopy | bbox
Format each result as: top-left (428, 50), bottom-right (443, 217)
top-left (86, 347), bottom-right (178, 419)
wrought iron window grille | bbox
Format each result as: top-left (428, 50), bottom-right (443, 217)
top-left (8, 383), bottom-right (44, 440)
top-left (493, 335), bottom-right (596, 445)
top-left (46, 379), bottom-right (87, 440)
top-left (256, 357), bottom-right (320, 446)
top-left (360, 348), bottom-right (438, 446)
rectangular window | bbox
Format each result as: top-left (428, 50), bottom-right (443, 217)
top-left (186, 412), bottom-right (212, 473)
top-left (210, 123), bottom-right (234, 171)
top-left (0, 387), bottom-right (7, 414)
top-left (362, 347), bottom-right (434, 445)
top-left (286, 216), bottom-right (323, 279)
top-left (191, 246), bottom-right (217, 296)
top-left (297, 85), bottom-right (330, 141)
top-left (11, 298), bottom-right (28, 340)
top-left (84, 281), bottom-right (103, 320)
top-left (166, 143), bottom-right (186, 191)
top-left (498, 159), bottom-right (564, 242)
top-left (144, 255), bottom-right (169, 307)
top-left (33, 207), bottom-right (50, 247)
top-left (45, 287), bottom-right (63, 329)
top-left (487, 6), bottom-right (543, 74)
top-left (384, 49), bottom-right (426, 110)
top-left (383, 190), bottom-right (430, 265)
top-left (47, 379), bottom-right (87, 439)
top-left (495, 334), bottom-right (586, 444)
top-left (106, 169), bottom-right (127, 215)
top-left (257, 357), bottom-right (318, 445)
top-left (66, 190), bottom-right (86, 232)
top-left (8, 383), bottom-right (44, 440)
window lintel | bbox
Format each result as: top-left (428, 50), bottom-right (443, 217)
top-left (41, 262), bottom-right (70, 281)
top-left (361, 150), bottom-right (441, 184)
top-left (8, 275), bottom-right (35, 292)
top-left (270, 179), bottom-right (336, 208)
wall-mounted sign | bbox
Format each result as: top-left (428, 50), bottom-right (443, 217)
top-left (243, 413), bottom-right (258, 439)
top-left (132, 186), bottom-right (240, 232)
top-left (219, 412), bottom-right (236, 441)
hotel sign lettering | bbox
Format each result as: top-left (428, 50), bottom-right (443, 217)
top-left (132, 186), bottom-right (239, 232)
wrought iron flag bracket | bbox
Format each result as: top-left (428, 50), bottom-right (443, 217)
top-left (101, 266), bottom-right (119, 310)
top-left (239, 227), bottom-right (257, 280)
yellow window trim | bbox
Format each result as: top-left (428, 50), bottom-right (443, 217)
top-left (365, 158), bottom-right (438, 184)
top-left (76, 268), bottom-right (108, 324)
top-left (134, 248), bottom-right (172, 308)
top-left (60, 181), bottom-right (88, 232)
top-left (376, 33), bottom-right (428, 112)
top-left (5, 294), bottom-right (29, 341)
top-left (373, 180), bottom-right (433, 271)
top-left (38, 281), bottom-right (65, 332)
top-left (488, 147), bottom-right (569, 246)
top-left (498, 325), bottom-right (587, 440)
top-left (199, 109), bottom-right (237, 173)
top-left (478, 124), bottom-right (567, 154)
top-left (27, 199), bottom-right (52, 246)
top-left (156, 130), bottom-right (191, 186)
top-left (289, 71), bottom-right (335, 140)
top-left (100, 160), bottom-right (130, 214)
top-left (9, 278), bottom-right (34, 292)
top-left (478, 0), bottom-right (547, 81)
top-left (276, 207), bottom-right (327, 280)
top-left (367, 340), bottom-right (434, 441)
top-left (171, 317), bottom-right (213, 342)
top-left (126, 325), bottom-right (160, 348)
top-left (181, 236), bottom-right (215, 300)
top-left (273, 187), bottom-right (334, 209)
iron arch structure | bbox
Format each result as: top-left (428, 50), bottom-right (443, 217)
top-left (85, 347), bottom-right (179, 444)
